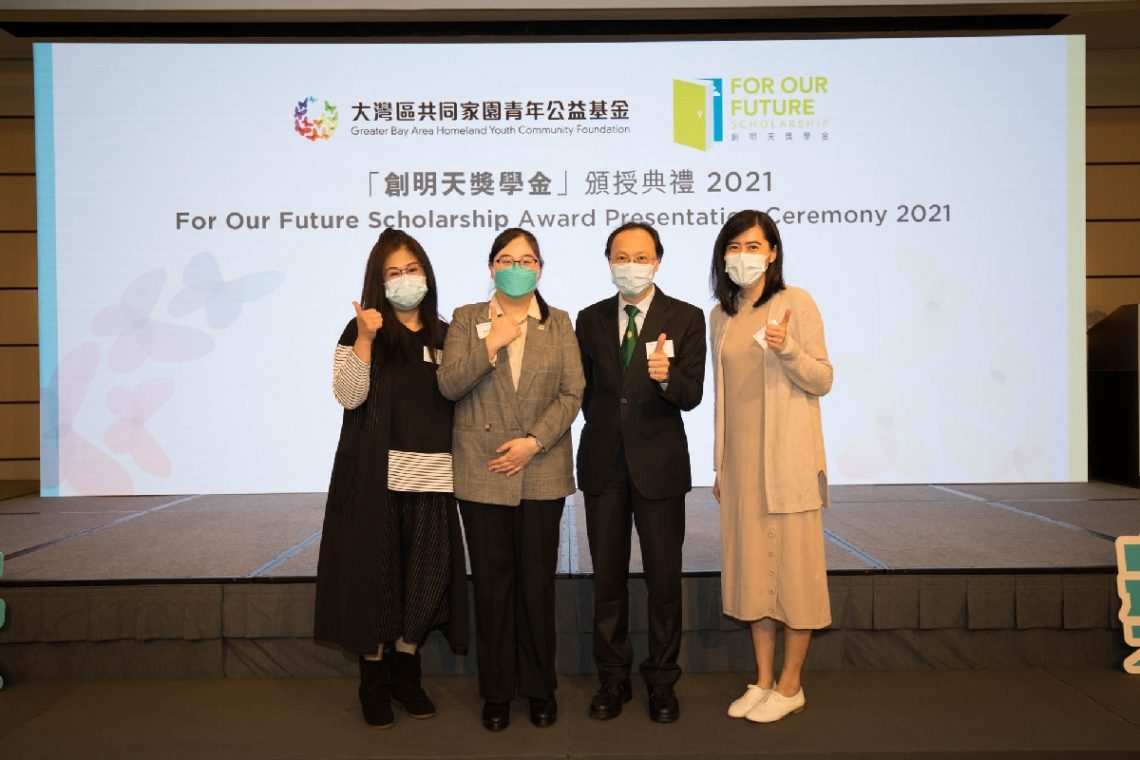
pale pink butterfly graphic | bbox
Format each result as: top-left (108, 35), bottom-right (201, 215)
top-left (92, 269), bottom-right (214, 373)
top-left (835, 390), bottom-right (933, 481)
top-left (104, 378), bottom-right (175, 478)
top-left (41, 341), bottom-right (134, 495)
top-left (168, 251), bottom-right (284, 329)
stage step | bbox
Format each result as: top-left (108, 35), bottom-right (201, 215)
top-left (0, 573), bottom-right (1128, 682)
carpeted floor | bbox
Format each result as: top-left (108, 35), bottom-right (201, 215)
top-left (1, 670), bottom-right (1139, 759)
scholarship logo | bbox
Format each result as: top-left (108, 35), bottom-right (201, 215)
top-left (673, 78), bottom-right (724, 151)
top-left (294, 97), bottom-right (339, 141)
top-left (674, 75), bottom-right (832, 150)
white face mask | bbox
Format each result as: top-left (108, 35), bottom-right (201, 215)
top-left (610, 262), bottom-right (656, 298)
top-left (724, 253), bottom-right (768, 289)
top-left (384, 274), bottom-right (428, 310)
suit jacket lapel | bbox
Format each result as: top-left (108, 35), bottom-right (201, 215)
top-left (599, 295), bottom-right (624, 382)
top-left (514, 313), bottom-right (548, 404)
top-left (483, 300), bottom-right (521, 423)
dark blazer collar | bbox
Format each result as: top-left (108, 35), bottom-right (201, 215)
top-left (598, 293), bottom-right (623, 377)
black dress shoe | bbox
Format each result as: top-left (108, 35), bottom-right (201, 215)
top-left (647, 684), bottom-right (680, 723)
top-left (588, 680), bottom-right (632, 720)
top-left (529, 695), bottom-right (558, 728)
top-left (482, 700), bottom-right (511, 732)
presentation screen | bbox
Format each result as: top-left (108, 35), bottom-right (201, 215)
top-left (34, 36), bottom-right (1086, 496)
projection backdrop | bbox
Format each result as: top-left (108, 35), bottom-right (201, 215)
top-left (34, 36), bottom-right (1086, 495)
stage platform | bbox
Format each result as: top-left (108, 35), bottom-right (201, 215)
top-left (0, 481), bottom-right (1136, 682)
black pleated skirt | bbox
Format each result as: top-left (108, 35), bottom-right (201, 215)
top-left (374, 489), bottom-right (453, 645)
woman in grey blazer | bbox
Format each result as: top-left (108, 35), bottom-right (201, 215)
top-left (437, 228), bottom-right (584, 732)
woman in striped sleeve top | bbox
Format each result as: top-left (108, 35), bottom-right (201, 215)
top-left (314, 228), bottom-right (468, 730)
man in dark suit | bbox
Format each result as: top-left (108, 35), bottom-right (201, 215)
top-left (575, 222), bottom-right (706, 723)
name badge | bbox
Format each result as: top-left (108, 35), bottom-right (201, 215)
top-left (753, 320), bottom-right (781, 351)
top-left (423, 345), bottom-right (443, 363)
top-left (476, 321), bottom-right (492, 339)
top-left (646, 339), bottom-right (675, 358)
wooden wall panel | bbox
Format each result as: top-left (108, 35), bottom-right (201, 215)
top-left (0, 461), bottom-right (39, 480)
top-left (0, 403), bottom-right (38, 459)
top-left (1, 60), bottom-right (38, 477)
top-left (1088, 276), bottom-right (1140, 327)
top-left (0, 346), bottom-right (38, 401)
top-left (0, 176), bottom-right (36, 231)
top-left (0, 290), bottom-right (37, 344)
top-left (1087, 108), bottom-right (1140, 163)
top-left (0, 60), bottom-right (34, 117)
top-left (1087, 165), bottom-right (1140, 220)
top-left (1088, 221), bottom-right (1140, 276)
top-left (0, 232), bottom-right (36, 287)
top-left (0, 117), bottom-right (35, 173)
top-left (1087, 49), bottom-right (1140, 107)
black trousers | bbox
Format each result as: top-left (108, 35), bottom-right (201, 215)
top-left (584, 447), bottom-right (685, 687)
top-left (459, 497), bottom-right (564, 702)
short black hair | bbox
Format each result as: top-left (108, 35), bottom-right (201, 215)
top-left (604, 222), bottom-right (664, 260)
top-left (709, 210), bottom-right (786, 315)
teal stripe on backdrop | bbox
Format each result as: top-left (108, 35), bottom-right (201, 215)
top-left (34, 42), bottom-right (58, 497)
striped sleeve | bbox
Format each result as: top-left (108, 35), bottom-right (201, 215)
top-left (332, 344), bottom-right (371, 409)
top-left (388, 451), bottom-right (454, 492)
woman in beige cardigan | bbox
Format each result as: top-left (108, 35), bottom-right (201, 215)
top-left (708, 210), bottom-right (833, 724)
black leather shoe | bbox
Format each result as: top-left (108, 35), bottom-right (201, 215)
top-left (529, 695), bottom-right (558, 728)
top-left (588, 680), bottom-right (632, 720)
top-left (647, 684), bottom-right (680, 723)
top-left (482, 700), bottom-right (510, 732)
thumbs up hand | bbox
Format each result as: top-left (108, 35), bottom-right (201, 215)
top-left (648, 332), bottom-right (670, 382)
top-left (353, 300), bottom-right (383, 341)
top-left (764, 309), bottom-right (792, 353)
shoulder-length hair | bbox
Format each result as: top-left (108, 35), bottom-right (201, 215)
top-left (709, 210), bottom-right (786, 316)
top-left (488, 227), bottom-right (550, 324)
top-left (360, 228), bottom-right (445, 362)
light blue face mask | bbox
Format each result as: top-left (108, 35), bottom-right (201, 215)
top-left (724, 253), bottom-right (768, 289)
top-left (384, 274), bottom-right (428, 310)
top-left (610, 262), bottom-right (656, 298)
top-left (494, 264), bottom-right (538, 299)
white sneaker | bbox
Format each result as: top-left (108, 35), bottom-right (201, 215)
top-left (727, 684), bottom-right (770, 718)
top-left (744, 688), bottom-right (805, 723)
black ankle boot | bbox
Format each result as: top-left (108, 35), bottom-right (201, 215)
top-left (390, 650), bottom-right (436, 719)
top-left (358, 656), bottom-right (394, 729)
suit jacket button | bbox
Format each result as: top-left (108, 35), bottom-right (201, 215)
top-left (484, 423), bottom-right (492, 431)
top-left (620, 398), bottom-right (628, 405)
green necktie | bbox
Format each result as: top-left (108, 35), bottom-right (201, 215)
top-left (621, 304), bottom-right (640, 370)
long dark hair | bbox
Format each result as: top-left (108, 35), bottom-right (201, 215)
top-left (360, 228), bottom-right (445, 362)
top-left (710, 210), bottom-right (786, 315)
top-left (488, 227), bottom-right (550, 325)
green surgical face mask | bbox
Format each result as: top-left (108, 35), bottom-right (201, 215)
top-left (494, 264), bottom-right (538, 298)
